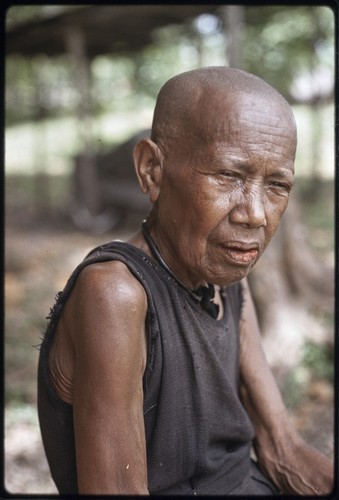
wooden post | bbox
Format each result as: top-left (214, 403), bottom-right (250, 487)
top-left (220, 5), bottom-right (245, 68)
top-left (64, 25), bottom-right (102, 216)
top-left (31, 60), bottom-right (51, 216)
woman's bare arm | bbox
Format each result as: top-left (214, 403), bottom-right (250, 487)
top-left (239, 278), bottom-right (333, 495)
top-left (65, 260), bottom-right (149, 494)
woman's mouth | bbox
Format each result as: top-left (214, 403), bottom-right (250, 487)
top-left (222, 243), bottom-right (259, 265)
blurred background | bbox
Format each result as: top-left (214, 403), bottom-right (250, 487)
top-left (4, 4), bottom-right (335, 494)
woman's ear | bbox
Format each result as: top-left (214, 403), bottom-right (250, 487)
top-left (133, 138), bottom-right (164, 203)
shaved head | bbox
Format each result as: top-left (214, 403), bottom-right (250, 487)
top-left (134, 66), bottom-right (297, 288)
top-left (151, 66), bottom-right (297, 161)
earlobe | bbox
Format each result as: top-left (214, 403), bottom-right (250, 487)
top-left (133, 138), bottom-right (163, 203)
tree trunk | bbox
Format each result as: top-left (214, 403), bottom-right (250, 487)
top-left (248, 188), bottom-right (334, 374)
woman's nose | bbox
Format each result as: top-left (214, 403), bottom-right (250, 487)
top-left (229, 185), bottom-right (267, 228)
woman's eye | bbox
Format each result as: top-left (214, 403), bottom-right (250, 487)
top-left (218, 171), bottom-right (239, 180)
top-left (267, 180), bottom-right (292, 194)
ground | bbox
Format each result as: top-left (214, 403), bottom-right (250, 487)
top-left (4, 203), bottom-right (334, 494)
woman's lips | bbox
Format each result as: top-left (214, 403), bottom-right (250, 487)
top-left (222, 243), bottom-right (259, 265)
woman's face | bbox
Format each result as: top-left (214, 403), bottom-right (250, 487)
top-left (152, 94), bottom-right (296, 289)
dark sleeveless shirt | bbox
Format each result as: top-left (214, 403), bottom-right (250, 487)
top-left (38, 241), bottom-right (255, 495)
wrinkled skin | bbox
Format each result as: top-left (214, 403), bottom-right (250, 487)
top-left (135, 92), bottom-right (296, 289)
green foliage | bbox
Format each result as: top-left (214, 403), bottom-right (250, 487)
top-left (243, 6), bottom-right (335, 100)
top-left (6, 54), bottom-right (77, 125)
top-left (280, 369), bottom-right (307, 409)
top-left (5, 6), bottom-right (334, 127)
top-left (302, 341), bottom-right (334, 383)
top-left (280, 339), bottom-right (334, 409)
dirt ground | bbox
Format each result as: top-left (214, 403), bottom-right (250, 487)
top-left (4, 214), bottom-right (335, 495)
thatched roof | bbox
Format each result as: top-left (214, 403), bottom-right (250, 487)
top-left (6, 5), bottom-right (221, 57)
